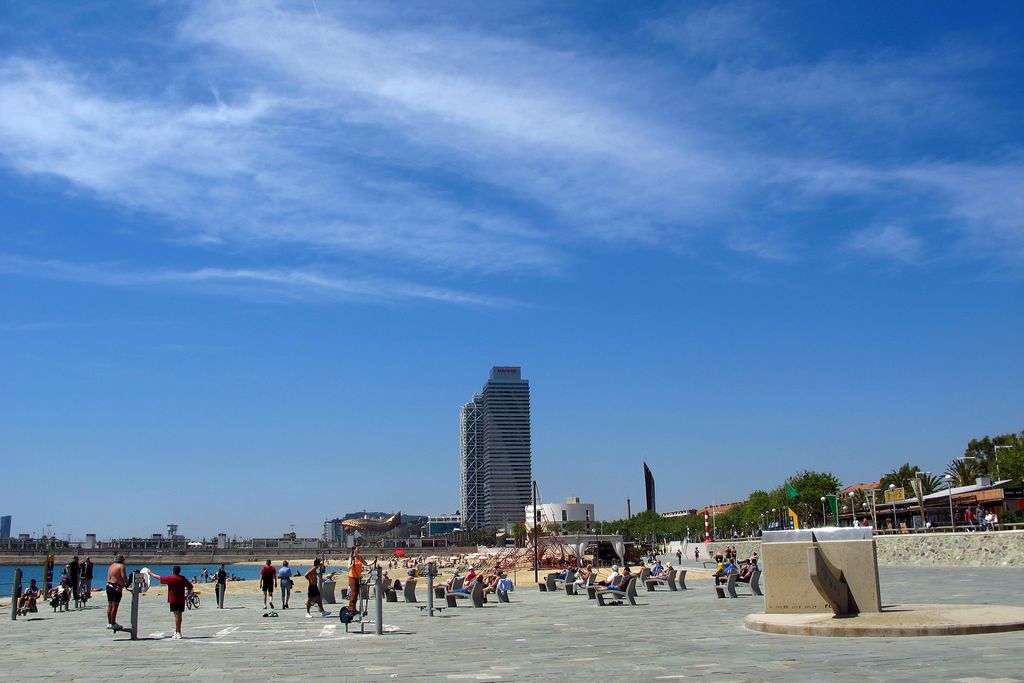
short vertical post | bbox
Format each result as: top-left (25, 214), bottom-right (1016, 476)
top-left (426, 562), bottom-right (435, 616)
top-left (10, 568), bottom-right (22, 621)
top-left (129, 572), bottom-right (143, 640)
top-left (373, 567), bottom-right (383, 635)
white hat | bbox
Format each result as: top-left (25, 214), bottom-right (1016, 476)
top-left (612, 564), bottom-right (619, 571)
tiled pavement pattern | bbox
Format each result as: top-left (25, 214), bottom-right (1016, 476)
top-left (1, 565), bottom-right (1022, 682)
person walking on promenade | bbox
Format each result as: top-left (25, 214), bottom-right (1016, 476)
top-left (347, 546), bottom-right (365, 616)
top-left (260, 560), bottom-right (277, 610)
top-left (694, 547), bottom-right (700, 562)
top-left (304, 559), bottom-right (331, 618)
top-left (202, 568), bottom-right (209, 583)
top-left (81, 556), bottom-right (94, 600)
top-left (676, 549), bottom-right (682, 565)
top-left (213, 563), bottom-right (228, 608)
top-left (106, 554), bottom-right (128, 630)
top-left (148, 566), bottom-right (193, 640)
top-left (277, 560), bottom-right (293, 608)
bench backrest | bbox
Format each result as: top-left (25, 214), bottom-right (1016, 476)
top-left (471, 580), bottom-right (486, 607)
top-left (403, 580), bottom-right (417, 602)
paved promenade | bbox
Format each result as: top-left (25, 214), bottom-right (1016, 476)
top-left (1, 565), bottom-right (1022, 682)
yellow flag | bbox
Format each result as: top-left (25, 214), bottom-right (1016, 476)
top-left (787, 508), bottom-right (800, 530)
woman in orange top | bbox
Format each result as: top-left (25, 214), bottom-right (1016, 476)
top-left (348, 547), bottom-right (364, 614)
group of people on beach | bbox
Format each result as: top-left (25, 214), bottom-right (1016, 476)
top-left (443, 562), bottom-right (515, 601)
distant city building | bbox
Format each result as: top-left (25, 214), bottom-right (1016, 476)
top-left (644, 462), bottom-right (656, 513)
top-left (0, 515), bottom-right (10, 541)
top-left (426, 514), bottom-right (462, 537)
top-left (526, 497), bottom-right (595, 530)
top-left (460, 366), bottom-right (532, 529)
top-left (324, 518), bottom-right (344, 545)
top-left (460, 396), bottom-right (485, 530)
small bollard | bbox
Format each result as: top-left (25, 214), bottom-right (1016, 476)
top-left (372, 567), bottom-right (383, 636)
top-left (10, 568), bottom-right (22, 621)
top-left (425, 562), bottom-right (436, 617)
top-left (129, 571), bottom-right (145, 640)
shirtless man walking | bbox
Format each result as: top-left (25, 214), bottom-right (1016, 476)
top-left (106, 554), bottom-right (128, 630)
top-left (304, 559), bottom-right (331, 618)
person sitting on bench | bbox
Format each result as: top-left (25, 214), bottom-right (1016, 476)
top-left (597, 565), bottom-right (621, 587)
top-left (48, 577), bottom-right (72, 611)
top-left (619, 565), bottom-right (633, 585)
top-left (496, 573), bottom-right (514, 593)
top-left (713, 559), bottom-right (738, 586)
top-left (573, 564), bottom-right (593, 589)
top-left (445, 571), bottom-right (463, 592)
top-left (650, 560), bottom-right (665, 577)
top-left (18, 579), bottom-right (40, 614)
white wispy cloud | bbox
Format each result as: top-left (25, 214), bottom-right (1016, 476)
top-left (844, 224), bottom-right (924, 263)
top-left (0, 0), bottom-right (1021, 286)
top-left (0, 255), bottom-right (521, 308)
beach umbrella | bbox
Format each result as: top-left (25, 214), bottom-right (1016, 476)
top-left (393, 549), bottom-right (406, 556)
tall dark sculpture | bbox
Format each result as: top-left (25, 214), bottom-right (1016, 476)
top-left (644, 462), bottom-right (656, 513)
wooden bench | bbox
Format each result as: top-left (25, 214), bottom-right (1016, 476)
top-left (644, 568), bottom-right (678, 592)
top-left (403, 580), bottom-right (418, 603)
top-left (596, 576), bottom-right (638, 606)
top-left (446, 581), bottom-right (486, 608)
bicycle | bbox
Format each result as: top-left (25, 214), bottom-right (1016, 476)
top-left (186, 589), bottom-right (201, 610)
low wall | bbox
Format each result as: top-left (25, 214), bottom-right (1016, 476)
top-left (703, 530), bottom-right (1024, 567)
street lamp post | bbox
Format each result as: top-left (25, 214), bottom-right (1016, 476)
top-left (847, 491), bottom-right (856, 526)
top-left (888, 484), bottom-right (898, 531)
top-left (944, 474), bottom-right (955, 532)
top-left (820, 497), bottom-right (827, 527)
top-left (994, 445), bottom-right (1011, 480)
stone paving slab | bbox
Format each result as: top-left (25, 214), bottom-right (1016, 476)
top-left (2, 566), bottom-right (1023, 681)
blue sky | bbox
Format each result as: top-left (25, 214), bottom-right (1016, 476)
top-left (1, 1), bottom-right (1022, 539)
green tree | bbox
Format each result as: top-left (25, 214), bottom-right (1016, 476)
top-left (968, 431), bottom-right (1024, 484)
top-left (993, 431), bottom-right (1024, 485)
top-left (561, 521), bottom-right (588, 534)
top-left (787, 470), bottom-right (843, 526)
top-left (511, 522), bottom-right (528, 546)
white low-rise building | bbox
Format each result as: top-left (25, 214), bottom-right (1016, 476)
top-left (526, 497), bottom-right (595, 530)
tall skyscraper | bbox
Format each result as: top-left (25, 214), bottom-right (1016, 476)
top-left (460, 366), bottom-right (532, 529)
top-left (0, 515), bottom-right (10, 541)
top-left (459, 395), bottom-right (484, 530)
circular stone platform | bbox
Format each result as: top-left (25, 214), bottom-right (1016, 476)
top-left (745, 604), bottom-right (1024, 637)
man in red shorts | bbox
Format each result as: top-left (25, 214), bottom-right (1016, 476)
top-left (260, 559), bottom-right (277, 610)
top-left (149, 566), bottom-right (193, 639)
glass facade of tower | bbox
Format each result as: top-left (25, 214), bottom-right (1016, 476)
top-left (459, 366), bottom-right (532, 529)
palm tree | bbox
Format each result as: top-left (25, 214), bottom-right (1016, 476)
top-left (917, 472), bottom-right (942, 495)
top-left (945, 458), bottom-right (981, 487)
top-left (880, 463), bottom-right (920, 492)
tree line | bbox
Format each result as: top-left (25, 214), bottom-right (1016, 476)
top-left (499, 429), bottom-right (1022, 544)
